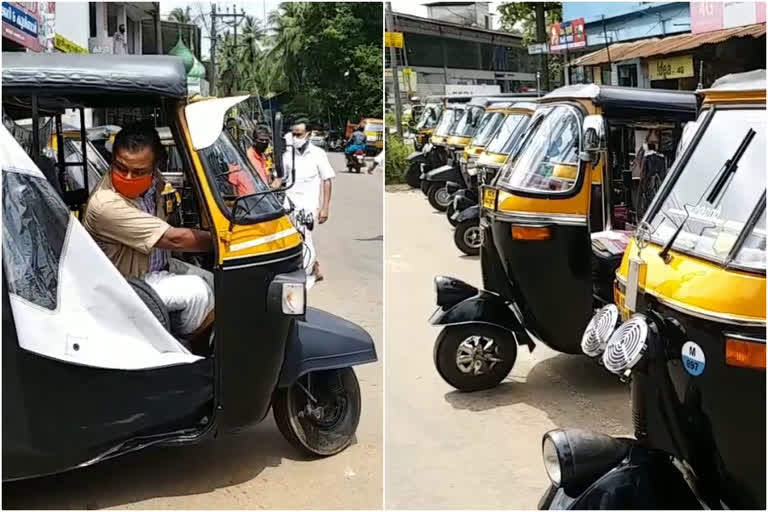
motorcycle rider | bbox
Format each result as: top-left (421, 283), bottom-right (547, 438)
top-left (345, 125), bottom-right (367, 168)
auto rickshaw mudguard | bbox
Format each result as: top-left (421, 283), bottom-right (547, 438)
top-left (277, 307), bottom-right (377, 388)
top-left (456, 204), bottom-right (479, 223)
top-left (429, 278), bottom-right (533, 350)
top-left (425, 165), bottom-right (460, 183)
top-left (453, 192), bottom-right (476, 212)
top-left (406, 150), bottom-right (425, 162)
top-left (538, 446), bottom-right (702, 510)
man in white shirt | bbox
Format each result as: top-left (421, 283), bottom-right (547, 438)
top-left (283, 118), bottom-right (335, 281)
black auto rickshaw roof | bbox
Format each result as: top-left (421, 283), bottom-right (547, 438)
top-left (2, 53), bottom-right (187, 118)
top-left (700, 69), bottom-right (765, 93)
top-left (541, 84), bottom-right (697, 118)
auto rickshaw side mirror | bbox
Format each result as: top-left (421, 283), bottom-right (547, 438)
top-left (581, 115), bottom-right (606, 164)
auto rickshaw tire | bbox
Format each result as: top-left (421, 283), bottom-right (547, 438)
top-left (405, 163), bottom-right (422, 188)
top-left (454, 219), bottom-right (481, 256)
top-left (273, 367), bottom-right (361, 457)
top-left (126, 277), bottom-right (171, 332)
top-left (433, 324), bottom-right (516, 392)
top-left (446, 203), bottom-right (459, 227)
top-left (427, 183), bottom-right (450, 212)
top-left (420, 179), bottom-right (430, 196)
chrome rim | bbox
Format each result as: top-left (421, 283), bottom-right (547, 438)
top-left (455, 336), bottom-right (503, 375)
top-left (435, 188), bottom-right (451, 206)
top-left (463, 226), bottom-right (482, 248)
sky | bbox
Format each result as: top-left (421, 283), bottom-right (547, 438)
top-left (391, 1), bottom-right (505, 30)
top-left (160, 0), bottom-right (282, 58)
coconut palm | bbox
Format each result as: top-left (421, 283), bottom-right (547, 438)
top-left (168, 6), bottom-right (193, 24)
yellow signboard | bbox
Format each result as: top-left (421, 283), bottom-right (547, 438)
top-left (385, 31), bottom-right (404, 48)
top-left (649, 55), bottom-right (694, 81)
top-left (54, 34), bottom-right (88, 54)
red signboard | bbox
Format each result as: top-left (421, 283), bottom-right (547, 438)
top-left (1, 2), bottom-right (55, 51)
top-left (691, 1), bottom-right (764, 34)
top-left (549, 18), bottom-right (587, 53)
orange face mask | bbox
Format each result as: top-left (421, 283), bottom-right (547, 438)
top-left (111, 170), bottom-right (154, 198)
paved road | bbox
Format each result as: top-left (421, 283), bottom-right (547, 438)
top-left (384, 189), bottom-right (632, 510)
top-left (3, 153), bottom-right (382, 510)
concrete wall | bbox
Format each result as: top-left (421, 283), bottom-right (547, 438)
top-left (54, 1), bottom-right (89, 48)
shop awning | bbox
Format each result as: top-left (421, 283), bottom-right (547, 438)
top-left (572, 23), bottom-right (766, 67)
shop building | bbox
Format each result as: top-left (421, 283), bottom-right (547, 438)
top-left (386, 5), bottom-right (538, 101)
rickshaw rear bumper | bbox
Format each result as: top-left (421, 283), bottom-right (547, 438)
top-left (425, 165), bottom-right (458, 183)
top-left (429, 276), bottom-right (532, 349)
top-left (277, 307), bottom-right (377, 388)
top-left (456, 204), bottom-right (479, 223)
top-left (537, 431), bottom-right (701, 510)
top-left (406, 150), bottom-right (425, 162)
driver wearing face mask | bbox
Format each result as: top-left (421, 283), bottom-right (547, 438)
top-left (247, 125), bottom-right (280, 189)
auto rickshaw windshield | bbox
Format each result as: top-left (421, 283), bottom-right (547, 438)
top-left (435, 107), bottom-right (462, 136)
top-left (198, 130), bottom-right (284, 223)
top-left (471, 111), bottom-right (505, 147)
top-left (365, 121), bottom-right (383, 133)
top-left (453, 105), bottom-right (485, 137)
top-left (647, 107), bottom-right (766, 271)
top-left (416, 104), bottom-right (440, 130)
top-left (485, 113), bottom-right (529, 154)
top-left (496, 105), bottom-right (581, 194)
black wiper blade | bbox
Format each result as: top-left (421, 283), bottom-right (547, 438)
top-left (706, 128), bottom-right (756, 204)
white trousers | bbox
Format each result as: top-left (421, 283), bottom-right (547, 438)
top-left (143, 271), bottom-right (214, 335)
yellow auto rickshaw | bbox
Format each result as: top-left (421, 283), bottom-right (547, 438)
top-left (2, 52), bottom-right (376, 481)
top-left (430, 84), bottom-right (698, 391)
top-left (447, 101), bottom-right (537, 255)
top-left (360, 117), bottom-right (383, 155)
top-left (540, 69), bottom-right (765, 511)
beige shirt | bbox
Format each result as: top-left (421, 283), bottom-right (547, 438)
top-left (83, 173), bottom-right (170, 278)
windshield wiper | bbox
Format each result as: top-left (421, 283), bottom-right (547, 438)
top-left (705, 128), bottom-right (755, 204)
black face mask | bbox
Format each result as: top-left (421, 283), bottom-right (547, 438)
top-left (253, 141), bottom-right (268, 153)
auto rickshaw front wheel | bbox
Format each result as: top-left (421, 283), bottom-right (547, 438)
top-left (273, 368), bottom-right (361, 457)
top-left (434, 325), bottom-right (516, 392)
top-left (454, 219), bottom-right (481, 256)
top-left (427, 183), bottom-right (451, 212)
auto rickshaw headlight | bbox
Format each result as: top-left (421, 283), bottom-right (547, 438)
top-left (542, 429), bottom-right (630, 493)
top-left (602, 314), bottom-right (649, 375)
top-left (581, 304), bottom-right (619, 357)
top-left (267, 271), bottom-right (306, 316)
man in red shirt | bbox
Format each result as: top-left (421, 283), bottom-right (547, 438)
top-left (247, 126), bottom-right (280, 188)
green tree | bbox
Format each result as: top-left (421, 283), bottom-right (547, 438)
top-left (168, 6), bottom-right (193, 24)
top-left (498, 2), bottom-right (563, 87)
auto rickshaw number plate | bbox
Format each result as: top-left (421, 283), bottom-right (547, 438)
top-left (482, 188), bottom-right (497, 210)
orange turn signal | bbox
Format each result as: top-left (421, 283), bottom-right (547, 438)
top-left (511, 225), bottom-right (552, 241)
top-left (725, 338), bottom-right (766, 370)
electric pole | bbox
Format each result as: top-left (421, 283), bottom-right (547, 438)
top-left (534, 3), bottom-right (550, 92)
top-left (386, 2), bottom-right (402, 136)
top-left (210, 3), bottom-right (246, 96)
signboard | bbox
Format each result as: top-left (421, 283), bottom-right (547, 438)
top-left (649, 55), bottom-right (694, 81)
top-left (385, 31), bottom-right (403, 48)
top-left (3, 2), bottom-right (39, 50)
top-left (528, 42), bottom-right (549, 55)
top-left (55, 33), bottom-right (87, 53)
top-left (691, 1), bottom-right (765, 34)
top-left (445, 84), bottom-right (501, 96)
top-left (549, 18), bottom-right (586, 52)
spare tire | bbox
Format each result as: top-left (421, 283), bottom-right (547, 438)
top-left (126, 277), bottom-right (171, 332)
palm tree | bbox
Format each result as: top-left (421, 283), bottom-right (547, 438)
top-left (168, 6), bottom-right (192, 24)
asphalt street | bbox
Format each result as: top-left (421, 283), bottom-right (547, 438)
top-left (2, 153), bottom-right (383, 510)
top-left (384, 188), bottom-right (633, 509)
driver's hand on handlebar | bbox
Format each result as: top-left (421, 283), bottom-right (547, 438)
top-left (270, 177), bottom-right (283, 190)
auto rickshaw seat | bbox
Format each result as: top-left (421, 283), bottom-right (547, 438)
top-left (590, 230), bottom-right (631, 303)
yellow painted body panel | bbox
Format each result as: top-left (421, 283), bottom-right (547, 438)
top-left (618, 240), bottom-right (766, 323)
top-left (552, 163), bottom-right (577, 180)
top-left (431, 135), bottom-right (446, 145)
top-left (176, 108), bottom-right (301, 264)
top-left (496, 180), bottom-right (591, 216)
top-left (463, 144), bottom-right (486, 160)
top-left (702, 90), bottom-right (765, 105)
top-left (446, 135), bottom-right (472, 147)
top-left (477, 151), bottom-right (508, 167)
